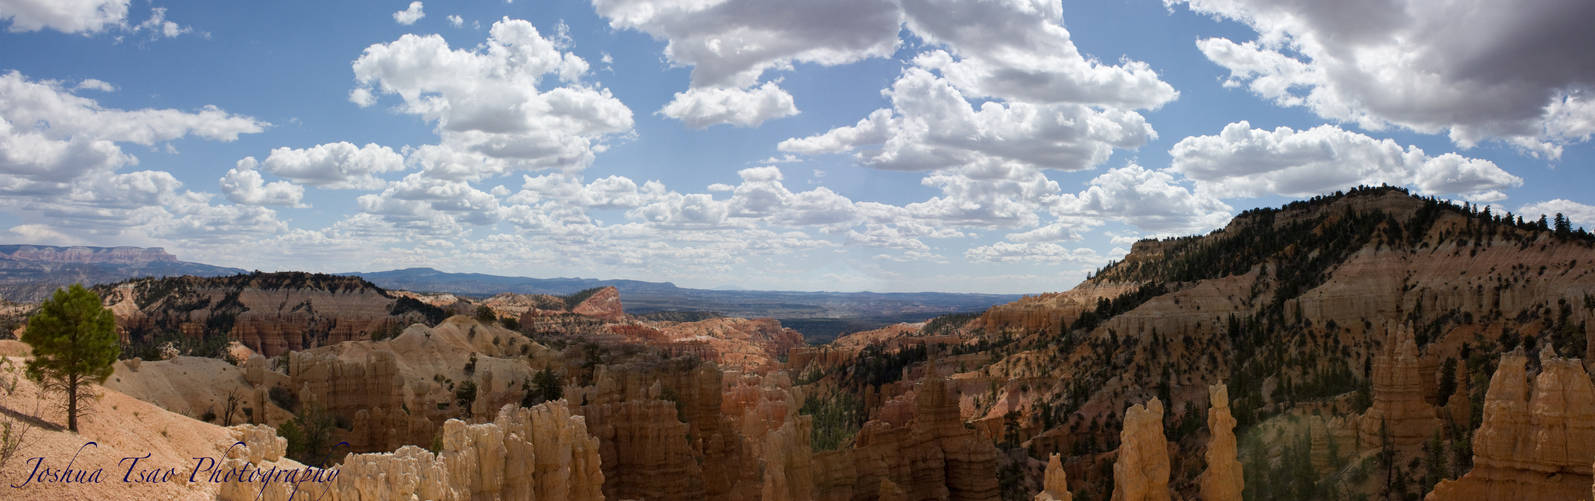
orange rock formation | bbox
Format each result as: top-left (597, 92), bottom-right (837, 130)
top-left (1427, 347), bottom-right (1595, 500)
top-left (1112, 397), bottom-right (1171, 501)
top-left (1200, 383), bottom-right (1243, 501)
top-left (1359, 324), bottom-right (1441, 450)
top-left (331, 400), bottom-right (604, 501)
top-left (1035, 453), bottom-right (1073, 501)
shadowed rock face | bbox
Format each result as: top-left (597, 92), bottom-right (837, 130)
top-left (99, 273), bottom-right (444, 357)
top-left (811, 374), bottom-right (1001, 501)
top-left (1427, 347), bottom-right (1595, 501)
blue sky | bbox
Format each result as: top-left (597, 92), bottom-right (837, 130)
top-left (1, 0), bottom-right (1591, 293)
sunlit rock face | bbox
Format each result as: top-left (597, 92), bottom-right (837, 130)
top-left (1427, 347), bottom-right (1595, 501)
top-left (1035, 453), bottom-right (1073, 501)
top-left (1359, 323), bottom-right (1441, 450)
top-left (1200, 383), bottom-right (1243, 501)
top-left (1112, 397), bottom-right (1171, 501)
top-left (328, 400), bottom-right (604, 501)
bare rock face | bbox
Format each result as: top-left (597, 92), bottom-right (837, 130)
top-left (1359, 324), bottom-right (1441, 450)
top-left (1112, 397), bottom-right (1171, 501)
top-left (723, 371), bottom-right (815, 501)
top-left (1427, 347), bottom-right (1595, 501)
top-left (289, 349), bottom-right (428, 452)
top-left (651, 317), bottom-right (807, 372)
top-left (1035, 453), bottom-right (1073, 501)
top-left (216, 424), bottom-right (306, 501)
top-left (332, 400), bottom-right (603, 501)
top-left (1199, 384), bottom-right (1243, 501)
top-left (573, 361), bottom-right (763, 501)
top-left (812, 375), bottom-right (1000, 501)
top-left (102, 273), bottom-right (441, 357)
top-left (572, 286), bottom-right (625, 321)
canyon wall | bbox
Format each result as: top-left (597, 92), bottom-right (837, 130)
top-left (1427, 347), bottom-right (1595, 501)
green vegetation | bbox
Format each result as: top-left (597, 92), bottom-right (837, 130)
top-left (454, 380), bottom-right (478, 417)
top-left (562, 287), bottom-right (607, 309)
top-left (22, 284), bottom-right (120, 432)
top-left (278, 404), bottom-right (343, 467)
top-left (522, 367), bottom-right (564, 407)
top-left (923, 311), bottom-right (981, 335)
top-left (800, 390), bottom-right (863, 451)
top-left (840, 342), bottom-right (926, 388)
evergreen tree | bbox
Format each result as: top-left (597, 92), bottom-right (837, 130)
top-left (22, 284), bottom-right (120, 432)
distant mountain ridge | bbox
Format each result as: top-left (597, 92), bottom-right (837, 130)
top-left (0, 247), bottom-right (1022, 343)
top-left (0, 244), bottom-right (245, 303)
top-left (344, 267), bottom-right (1024, 342)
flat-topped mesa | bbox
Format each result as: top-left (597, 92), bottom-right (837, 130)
top-left (1200, 383), bottom-right (1243, 501)
top-left (1360, 323), bottom-right (1441, 451)
top-left (331, 400), bottom-right (604, 501)
top-left (1112, 397), bottom-right (1171, 501)
top-left (1427, 347), bottom-right (1595, 501)
top-left (1035, 453), bottom-right (1073, 501)
top-left (0, 244), bottom-right (178, 264)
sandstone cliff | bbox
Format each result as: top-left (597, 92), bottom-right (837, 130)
top-left (1359, 323), bottom-right (1441, 450)
top-left (811, 374), bottom-right (1000, 501)
top-left (1427, 347), bottom-right (1595, 501)
top-left (1199, 383), bottom-right (1243, 501)
top-left (98, 273), bottom-right (447, 357)
top-left (331, 400), bottom-right (604, 501)
top-left (1112, 397), bottom-right (1171, 501)
top-left (1035, 453), bottom-right (1073, 501)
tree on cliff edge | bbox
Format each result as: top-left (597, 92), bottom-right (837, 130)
top-left (22, 284), bottom-right (120, 432)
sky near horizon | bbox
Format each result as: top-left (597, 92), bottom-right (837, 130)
top-left (0, 0), bottom-right (1592, 294)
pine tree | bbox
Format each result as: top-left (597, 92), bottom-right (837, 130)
top-left (22, 284), bottom-right (120, 432)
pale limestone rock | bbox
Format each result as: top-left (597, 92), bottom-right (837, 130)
top-left (330, 400), bottom-right (604, 501)
top-left (1199, 383), bottom-right (1242, 501)
top-left (1112, 397), bottom-right (1170, 501)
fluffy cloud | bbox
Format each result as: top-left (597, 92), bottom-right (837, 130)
top-left (220, 158), bottom-right (306, 207)
top-left (1054, 164), bottom-right (1232, 234)
top-left (591, 0), bottom-right (899, 127)
top-left (1519, 199), bottom-right (1595, 229)
top-left (132, 6), bottom-right (186, 38)
top-left (0, 0), bottom-right (128, 34)
top-left (447, 14), bottom-right (462, 28)
top-left (0, 0), bottom-right (190, 38)
top-left (74, 78), bottom-right (115, 92)
top-left (1170, 0), bottom-right (1595, 157)
top-left (393, 2), bottom-right (424, 25)
top-left (0, 71), bottom-right (283, 247)
top-left (1169, 121), bottom-right (1524, 198)
top-left (965, 242), bottom-right (1101, 264)
top-left (0, 71), bottom-right (263, 194)
top-left (357, 173), bottom-right (504, 233)
top-left (901, 0), bottom-right (1176, 108)
top-left (351, 18), bottom-right (633, 178)
top-left (780, 67), bottom-right (1153, 172)
top-left (257, 142), bottom-right (405, 190)
top-left (591, 0), bottom-right (900, 89)
top-left (658, 81), bottom-right (798, 129)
